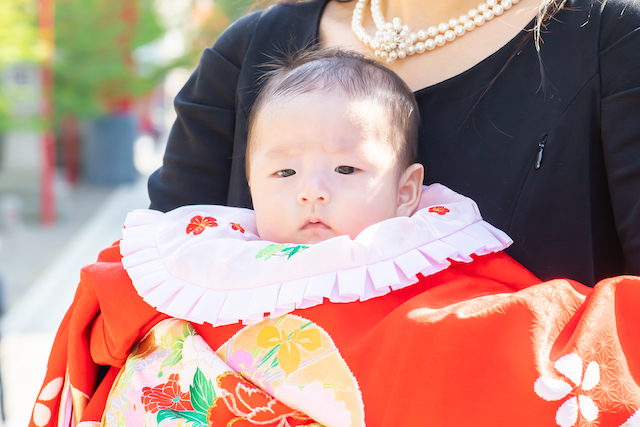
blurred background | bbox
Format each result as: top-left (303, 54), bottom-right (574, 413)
top-left (0, 0), bottom-right (256, 424)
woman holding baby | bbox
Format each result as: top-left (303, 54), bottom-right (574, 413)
top-left (29, 1), bottom-right (640, 426)
top-left (148, 0), bottom-right (640, 287)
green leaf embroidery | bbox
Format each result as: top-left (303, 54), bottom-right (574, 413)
top-left (183, 322), bottom-right (196, 338)
top-left (256, 244), bottom-right (311, 260)
top-left (190, 367), bottom-right (216, 415)
top-left (280, 245), bottom-right (306, 258)
top-left (256, 244), bottom-right (287, 260)
top-left (157, 409), bottom-right (207, 426)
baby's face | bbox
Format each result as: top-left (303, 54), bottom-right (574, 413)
top-left (248, 91), bottom-right (405, 244)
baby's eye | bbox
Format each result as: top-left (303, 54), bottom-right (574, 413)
top-left (276, 169), bottom-right (296, 177)
top-left (335, 165), bottom-right (357, 174)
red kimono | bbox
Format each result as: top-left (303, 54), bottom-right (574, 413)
top-left (29, 188), bottom-right (640, 427)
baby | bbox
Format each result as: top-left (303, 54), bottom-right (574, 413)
top-left (31, 50), bottom-right (521, 427)
top-left (246, 48), bottom-right (425, 244)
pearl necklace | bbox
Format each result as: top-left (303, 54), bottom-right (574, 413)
top-left (352, 0), bottom-right (518, 63)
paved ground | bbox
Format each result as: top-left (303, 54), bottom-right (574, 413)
top-left (0, 175), bottom-right (151, 427)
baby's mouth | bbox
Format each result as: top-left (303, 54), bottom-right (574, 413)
top-left (302, 219), bottom-right (330, 230)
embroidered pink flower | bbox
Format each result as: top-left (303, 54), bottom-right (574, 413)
top-left (534, 353), bottom-right (600, 427)
top-left (141, 374), bottom-right (194, 413)
top-left (186, 216), bottom-right (217, 235)
top-left (228, 349), bottom-right (274, 396)
top-left (231, 222), bottom-right (245, 233)
top-left (206, 372), bottom-right (315, 427)
top-left (428, 206), bottom-right (450, 215)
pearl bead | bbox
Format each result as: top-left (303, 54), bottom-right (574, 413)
top-left (390, 42), bottom-right (397, 49)
top-left (444, 29), bottom-right (456, 42)
top-left (459, 15), bottom-right (470, 23)
top-left (374, 49), bottom-right (381, 56)
top-left (415, 42), bottom-right (425, 53)
top-left (386, 57), bottom-right (394, 64)
top-left (398, 50), bottom-right (406, 58)
top-left (464, 20), bottom-right (476, 31)
top-left (399, 42), bottom-right (406, 49)
top-left (493, 4), bottom-right (504, 15)
top-left (400, 30), bottom-right (408, 38)
top-left (483, 9), bottom-right (494, 20)
top-left (380, 51), bottom-right (388, 58)
top-left (409, 32), bottom-right (418, 43)
top-left (356, 2), bottom-right (364, 9)
top-left (417, 30), bottom-right (427, 40)
top-left (438, 22), bottom-right (449, 33)
top-left (407, 46), bottom-right (415, 55)
top-left (384, 34), bottom-right (392, 43)
top-left (454, 25), bottom-right (465, 36)
top-left (449, 18), bottom-right (459, 28)
top-left (486, 0), bottom-right (497, 6)
top-left (478, 3), bottom-right (489, 12)
top-left (389, 51), bottom-right (398, 59)
top-left (511, 0), bottom-right (519, 4)
top-left (468, 8), bottom-right (479, 18)
top-left (402, 25), bottom-right (410, 33)
top-left (434, 34), bottom-right (445, 46)
top-left (502, 0), bottom-right (512, 9)
top-left (425, 39), bottom-right (436, 50)
top-left (392, 17), bottom-right (401, 27)
top-left (474, 14), bottom-right (485, 25)
top-left (427, 26), bottom-right (439, 37)
top-left (385, 22), bottom-right (393, 30)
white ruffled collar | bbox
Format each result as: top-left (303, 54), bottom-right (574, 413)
top-left (120, 184), bottom-right (512, 326)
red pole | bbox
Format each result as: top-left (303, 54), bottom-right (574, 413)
top-left (39, 0), bottom-right (56, 224)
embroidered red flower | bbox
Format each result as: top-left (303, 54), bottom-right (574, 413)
top-left (142, 374), bottom-right (194, 413)
top-left (186, 216), bottom-right (218, 235)
top-left (231, 222), bottom-right (245, 233)
top-left (428, 206), bottom-right (450, 216)
top-left (206, 372), bottom-right (315, 426)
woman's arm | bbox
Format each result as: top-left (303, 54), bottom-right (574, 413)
top-left (599, 0), bottom-right (640, 274)
top-left (148, 11), bottom-right (263, 212)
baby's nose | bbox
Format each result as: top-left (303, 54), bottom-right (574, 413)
top-left (297, 180), bottom-right (330, 204)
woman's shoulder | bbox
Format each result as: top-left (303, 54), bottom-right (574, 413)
top-left (598, 0), bottom-right (640, 50)
top-left (563, 0), bottom-right (640, 49)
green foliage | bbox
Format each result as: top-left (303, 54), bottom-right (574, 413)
top-left (53, 0), bottom-right (170, 118)
top-left (0, 0), bottom-right (42, 64)
top-left (0, 0), bottom-right (43, 129)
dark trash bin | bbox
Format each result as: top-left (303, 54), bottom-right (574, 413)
top-left (82, 114), bottom-right (138, 185)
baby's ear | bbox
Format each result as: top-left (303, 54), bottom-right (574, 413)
top-left (396, 163), bottom-right (424, 217)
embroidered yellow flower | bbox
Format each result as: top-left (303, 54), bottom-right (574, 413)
top-left (257, 326), bottom-right (321, 377)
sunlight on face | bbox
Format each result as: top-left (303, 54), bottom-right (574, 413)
top-left (248, 91), bottom-right (404, 244)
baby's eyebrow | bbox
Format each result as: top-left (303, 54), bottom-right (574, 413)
top-left (263, 147), bottom-right (302, 158)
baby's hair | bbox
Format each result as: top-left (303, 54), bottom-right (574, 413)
top-left (246, 48), bottom-right (420, 176)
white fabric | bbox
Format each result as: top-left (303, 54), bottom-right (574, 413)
top-left (120, 184), bottom-right (512, 326)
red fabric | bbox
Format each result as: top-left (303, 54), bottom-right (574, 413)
top-left (30, 242), bottom-right (640, 427)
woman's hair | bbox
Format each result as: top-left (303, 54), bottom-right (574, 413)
top-left (246, 48), bottom-right (420, 174)
top-left (534, 0), bottom-right (570, 51)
